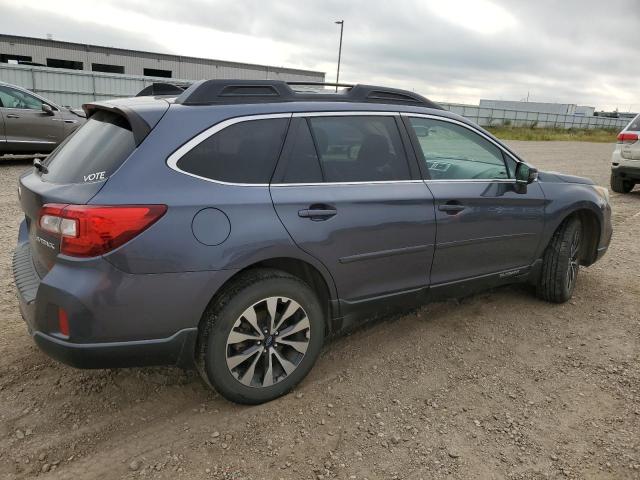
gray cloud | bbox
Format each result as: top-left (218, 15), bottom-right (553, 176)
top-left (0, 4), bottom-right (165, 52)
top-left (0, 0), bottom-right (638, 110)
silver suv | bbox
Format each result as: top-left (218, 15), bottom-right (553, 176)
top-left (0, 82), bottom-right (85, 155)
top-left (611, 113), bottom-right (640, 193)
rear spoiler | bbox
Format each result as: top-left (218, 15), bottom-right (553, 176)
top-left (83, 103), bottom-right (152, 146)
top-left (83, 98), bottom-right (170, 146)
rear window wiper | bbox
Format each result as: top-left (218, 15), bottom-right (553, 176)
top-left (33, 158), bottom-right (49, 174)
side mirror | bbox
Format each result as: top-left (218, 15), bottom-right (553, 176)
top-left (41, 104), bottom-right (54, 116)
top-left (514, 163), bottom-right (537, 193)
top-left (515, 163), bottom-right (538, 184)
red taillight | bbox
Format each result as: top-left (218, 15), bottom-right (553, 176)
top-left (617, 132), bottom-right (639, 143)
top-left (58, 307), bottom-right (69, 337)
top-left (38, 204), bottom-right (167, 257)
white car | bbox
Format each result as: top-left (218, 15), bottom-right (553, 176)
top-left (611, 113), bottom-right (640, 193)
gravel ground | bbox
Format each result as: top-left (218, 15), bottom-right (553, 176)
top-left (0, 141), bottom-right (638, 480)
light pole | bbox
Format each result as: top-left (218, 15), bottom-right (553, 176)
top-left (335, 20), bottom-right (344, 92)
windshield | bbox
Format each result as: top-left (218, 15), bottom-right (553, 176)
top-left (42, 110), bottom-right (135, 184)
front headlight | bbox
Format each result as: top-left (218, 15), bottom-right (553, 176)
top-left (592, 185), bottom-right (610, 204)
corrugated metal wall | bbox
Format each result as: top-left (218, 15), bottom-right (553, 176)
top-left (0, 63), bottom-right (324, 108)
top-left (479, 99), bottom-right (577, 115)
top-left (0, 63), bottom-right (174, 106)
top-left (0, 34), bottom-right (324, 81)
top-left (0, 63), bottom-right (628, 130)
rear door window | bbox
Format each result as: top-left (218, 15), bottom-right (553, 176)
top-left (176, 118), bottom-right (289, 184)
top-left (42, 110), bottom-right (136, 184)
top-left (307, 116), bottom-right (411, 182)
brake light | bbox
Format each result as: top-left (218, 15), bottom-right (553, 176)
top-left (617, 132), bottom-right (638, 143)
top-left (38, 204), bottom-right (167, 257)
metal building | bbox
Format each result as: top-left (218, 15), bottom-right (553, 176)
top-left (0, 34), bottom-right (324, 82)
top-left (479, 99), bottom-right (583, 116)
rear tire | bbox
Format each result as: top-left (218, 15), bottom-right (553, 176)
top-left (537, 217), bottom-right (582, 303)
top-left (197, 269), bottom-right (324, 404)
top-left (610, 173), bottom-right (634, 193)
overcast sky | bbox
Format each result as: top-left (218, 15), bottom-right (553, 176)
top-left (1, 0), bottom-right (637, 111)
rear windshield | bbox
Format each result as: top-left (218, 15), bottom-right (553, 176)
top-left (626, 114), bottom-right (640, 132)
top-left (42, 110), bottom-right (136, 184)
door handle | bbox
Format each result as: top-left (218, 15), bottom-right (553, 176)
top-left (6, 114), bottom-right (19, 118)
top-left (298, 205), bottom-right (337, 220)
top-left (438, 202), bottom-right (466, 214)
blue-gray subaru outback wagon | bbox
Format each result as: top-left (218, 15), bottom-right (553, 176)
top-left (13, 80), bottom-right (612, 404)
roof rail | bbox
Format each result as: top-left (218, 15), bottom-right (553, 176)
top-left (136, 82), bottom-right (191, 97)
top-left (287, 81), bottom-right (355, 88)
top-left (174, 79), bottom-right (442, 109)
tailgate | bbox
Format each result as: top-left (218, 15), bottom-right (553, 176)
top-left (19, 170), bottom-right (104, 276)
top-left (17, 108), bottom-right (137, 276)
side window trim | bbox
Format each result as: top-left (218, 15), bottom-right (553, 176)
top-left (401, 113), bottom-right (522, 182)
top-left (166, 113), bottom-right (292, 186)
top-left (168, 111), bottom-right (513, 187)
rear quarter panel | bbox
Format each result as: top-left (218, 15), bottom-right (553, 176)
top-left (89, 103), bottom-right (337, 298)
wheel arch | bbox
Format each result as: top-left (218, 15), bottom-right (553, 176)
top-left (198, 255), bottom-right (338, 332)
top-left (543, 206), bottom-right (601, 267)
top-left (571, 208), bottom-right (601, 266)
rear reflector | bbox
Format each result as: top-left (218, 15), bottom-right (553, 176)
top-left (38, 204), bottom-right (167, 257)
top-left (58, 307), bottom-right (69, 337)
top-left (617, 132), bottom-right (639, 143)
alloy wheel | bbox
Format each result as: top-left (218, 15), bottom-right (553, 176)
top-left (225, 296), bottom-right (310, 388)
top-left (566, 228), bottom-right (581, 290)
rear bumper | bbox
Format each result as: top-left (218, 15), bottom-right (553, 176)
top-left (13, 243), bottom-right (199, 368)
top-left (611, 149), bottom-right (640, 180)
top-left (12, 232), bottom-right (237, 369)
top-left (611, 165), bottom-right (640, 182)
top-left (32, 328), bottom-right (198, 369)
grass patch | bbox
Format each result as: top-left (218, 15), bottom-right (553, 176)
top-left (486, 126), bottom-right (618, 143)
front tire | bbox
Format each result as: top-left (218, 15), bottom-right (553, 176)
top-left (610, 173), bottom-right (634, 193)
top-left (197, 269), bottom-right (324, 404)
top-left (537, 217), bottom-right (582, 303)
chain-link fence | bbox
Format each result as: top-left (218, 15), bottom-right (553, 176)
top-left (439, 102), bottom-right (628, 130)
